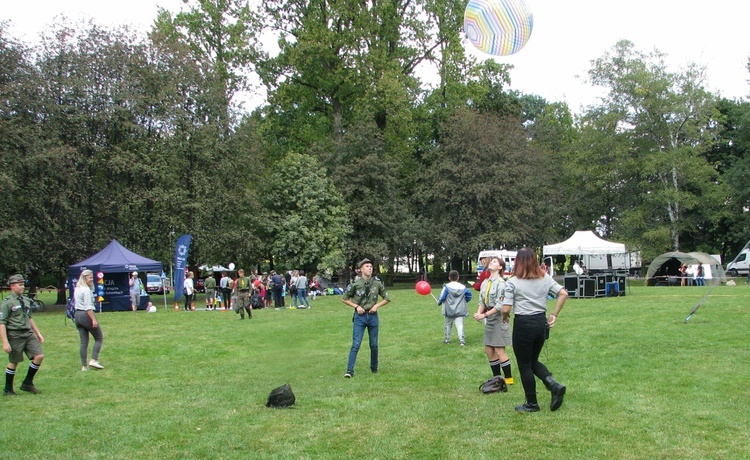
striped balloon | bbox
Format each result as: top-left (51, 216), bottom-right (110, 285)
top-left (464, 0), bottom-right (534, 56)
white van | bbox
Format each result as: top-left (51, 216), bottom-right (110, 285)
top-left (477, 249), bottom-right (517, 276)
top-left (726, 240), bottom-right (750, 276)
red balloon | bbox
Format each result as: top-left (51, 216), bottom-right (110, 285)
top-left (415, 281), bottom-right (432, 296)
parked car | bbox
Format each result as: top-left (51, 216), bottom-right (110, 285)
top-left (147, 274), bottom-right (170, 295)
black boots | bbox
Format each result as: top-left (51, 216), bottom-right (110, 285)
top-left (544, 375), bottom-right (566, 411)
top-left (515, 402), bottom-right (540, 413)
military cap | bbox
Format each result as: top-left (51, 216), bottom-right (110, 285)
top-left (8, 274), bottom-right (24, 285)
top-left (358, 258), bottom-right (372, 268)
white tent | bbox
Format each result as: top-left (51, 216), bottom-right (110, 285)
top-left (544, 231), bottom-right (626, 255)
top-left (199, 265), bottom-right (231, 272)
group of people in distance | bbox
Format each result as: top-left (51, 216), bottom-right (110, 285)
top-left (435, 248), bottom-right (568, 413)
top-left (195, 269), bottom-right (319, 317)
top-left (678, 262), bottom-right (706, 286)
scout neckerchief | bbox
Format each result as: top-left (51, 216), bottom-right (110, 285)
top-left (484, 279), bottom-right (492, 306)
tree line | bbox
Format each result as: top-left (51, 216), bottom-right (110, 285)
top-left (1, 1), bottom-right (748, 299)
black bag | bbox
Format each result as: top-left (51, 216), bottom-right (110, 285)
top-left (289, 284), bottom-right (298, 295)
top-left (65, 297), bottom-right (76, 324)
top-left (251, 293), bottom-right (264, 309)
top-left (266, 383), bottom-right (296, 408)
top-left (479, 375), bottom-right (508, 394)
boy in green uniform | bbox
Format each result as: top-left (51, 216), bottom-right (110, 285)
top-left (234, 269), bottom-right (253, 319)
top-left (341, 259), bottom-right (391, 378)
top-left (1, 274), bottom-right (45, 395)
top-left (204, 273), bottom-right (217, 310)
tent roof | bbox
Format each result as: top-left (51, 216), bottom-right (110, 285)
top-left (645, 251), bottom-right (722, 279)
top-left (543, 231), bottom-right (626, 255)
top-left (68, 240), bottom-right (163, 273)
top-left (199, 265), bottom-right (231, 272)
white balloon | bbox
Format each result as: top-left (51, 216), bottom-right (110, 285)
top-left (228, 263), bottom-right (236, 270)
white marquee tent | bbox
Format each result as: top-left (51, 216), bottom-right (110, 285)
top-left (543, 231), bottom-right (626, 255)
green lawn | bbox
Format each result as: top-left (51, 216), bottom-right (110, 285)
top-left (2, 283), bottom-right (749, 459)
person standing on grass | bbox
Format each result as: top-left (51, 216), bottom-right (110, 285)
top-left (341, 258), bottom-right (391, 378)
top-left (1, 274), bottom-right (44, 395)
top-left (695, 263), bottom-right (705, 286)
top-left (437, 270), bottom-right (471, 346)
top-left (501, 248), bottom-right (567, 414)
top-left (204, 272), bottom-right (217, 310)
top-left (129, 271), bottom-right (143, 313)
top-left (234, 269), bottom-right (253, 320)
top-left (183, 271), bottom-right (195, 311)
top-left (270, 271), bottom-right (284, 309)
top-left (473, 257), bottom-right (514, 385)
top-left (74, 270), bottom-right (104, 371)
top-left (220, 272), bottom-right (232, 310)
top-left (295, 270), bottom-right (311, 309)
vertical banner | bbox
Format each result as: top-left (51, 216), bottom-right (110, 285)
top-left (173, 234), bottom-right (192, 302)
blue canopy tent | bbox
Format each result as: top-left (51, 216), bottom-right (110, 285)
top-left (68, 240), bottom-right (164, 312)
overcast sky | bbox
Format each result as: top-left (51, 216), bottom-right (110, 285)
top-left (3, 0), bottom-right (749, 113)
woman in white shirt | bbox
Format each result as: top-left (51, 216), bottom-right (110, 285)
top-left (183, 271), bottom-right (195, 311)
top-left (74, 270), bottom-right (104, 371)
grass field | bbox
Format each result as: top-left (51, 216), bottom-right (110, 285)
top-left (2, 282), bottom-right (749, 459)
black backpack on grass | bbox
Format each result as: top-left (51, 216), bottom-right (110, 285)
top-left (479, 375), bottom-right (508, 394)
top-left (266, 384), bottom-right (295, 408)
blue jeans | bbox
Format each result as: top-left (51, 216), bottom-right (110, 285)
top-left (297, 289), bottom-right (310, 307)
top-left (347, 312), bottom-right (379, 374)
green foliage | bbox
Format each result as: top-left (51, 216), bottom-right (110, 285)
top-left (417, 108), bottom-right (555, 257)
top-left (259, 151), bottom-right (351, 274)
top-left (585, 40), bottom-right (723, 251)
top-left (4, 284), bottom-right (750, 458)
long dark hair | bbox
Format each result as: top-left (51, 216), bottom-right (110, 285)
top-left (513, 248), bottom-right (546, 279)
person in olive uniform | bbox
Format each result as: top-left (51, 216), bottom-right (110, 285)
top-left (1, 274), bottom-right (45, 396)
top-left (341, 259), bottom-right (391, 378)
top-left (204, 273), bottom-right (217, 310)
top-left (233, 269), bottom-right (253, 319)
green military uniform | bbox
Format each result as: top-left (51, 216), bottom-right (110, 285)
top-left (234, 276), bottom-right (253, 319)
top-left (1, 292), bottom-right (43, 363)
top-left (342, 276), bottom-right (391, 311)
top-left (2, 274), bottom-right (45, 396)
top-left (204, 275), bottom-right (217, 309)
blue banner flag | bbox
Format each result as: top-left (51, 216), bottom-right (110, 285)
top-left (173, 234), bottom-right (192, 302)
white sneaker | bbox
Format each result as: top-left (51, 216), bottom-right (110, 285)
top-left (89, 360), bottom-right (104, 370)
top-left (81, 366), bottom-right (89, 371)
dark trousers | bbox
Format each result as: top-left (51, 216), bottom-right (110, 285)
top-left (273, 286), bottom-right (283, 308)
top-left (512, 314), bottom-right (552, 404)
top-left (222, 289), bottom-right (232, 309)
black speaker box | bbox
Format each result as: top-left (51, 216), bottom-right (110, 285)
top-left (581, 279), bottom-right (596, 298)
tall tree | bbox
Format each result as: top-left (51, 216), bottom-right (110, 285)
top-left (417, 108), bottom-right (555, 262)
top-left (586, 40), bottom-right (721, 253)
top-left (0, 23), bottom-right (44, 277)
top-left (151, 1), bottom-right (264, 267)
top-left (258, 151), bottom-right (351, 275)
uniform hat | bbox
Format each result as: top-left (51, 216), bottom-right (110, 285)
top-left (358, 258), bottom-right (372, 268)
top-left (8, 274), bottom-right (24, 284)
